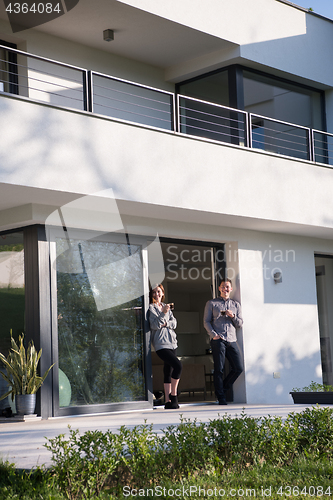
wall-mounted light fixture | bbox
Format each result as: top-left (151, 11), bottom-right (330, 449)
top-left (273, 271), bottom-right (282, 284)
top-left (103, 29), bottom-right (114, 42)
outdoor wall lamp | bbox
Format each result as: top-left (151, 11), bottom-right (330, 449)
top-left (273, 271), bottom-right (282, 284)
top-left (103, 29), bottom-right (114, 42)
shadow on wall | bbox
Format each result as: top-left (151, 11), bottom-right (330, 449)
top-left (246, 347), bottom-right (322, 404)
top-left (242, 12), bottom-right (333, 92)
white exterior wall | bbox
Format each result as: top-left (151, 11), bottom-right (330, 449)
top-left (120, 0), bottom-right (333, 86)
top-left (1, 96), bottom-right (333, 234)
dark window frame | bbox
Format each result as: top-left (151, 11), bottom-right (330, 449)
top-left (0, 40), bottom-right (19, 95)
top-left (176, 64), bottom-right (326, 132)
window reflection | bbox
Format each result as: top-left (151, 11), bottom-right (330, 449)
top-left (0, 232), bottom-right (25, 357)
top-left (56, 238), bottom-right (145, 407)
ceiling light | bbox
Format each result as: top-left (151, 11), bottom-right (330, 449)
top-left (103, 29), bottom-right (114, 42)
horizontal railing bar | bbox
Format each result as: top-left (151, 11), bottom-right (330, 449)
top-left (180, 123), bottom-right (246, 142)
top-left (93, 95), bottom-right (172, 118)
top-left (179, 114), bottom-right (246, 136)
top-left (0, 57), bottom-right (84, 86)
top-left (313, 129), bottom-right (333, 138)
top-left (91, 101), bottom-right (172, 124)
top-left (1, 71), bottom-right (84, 96)
top-left (0, 44), bottom-right (87, 72)
top-left (93, 91), bottom-right (172, 114)
top-left (91, 70), bottom-right (174, 97)
top-left (252, 128), bottom-right (308, 145)
top-left (179, 106), bottom-right (245, 128)
top-left (252, 129), bottom-right (308, 147)
top-left (250, 112), bottom-right (311, 132)
top-left (313, 137), bottom-right (333, 147)
top-left (0, 79), bottom-right (84, 104)
top-left (179, 94), bottom-right (247, 116)
top-left (252, 137), bottom-right (309, 156)
top-left (93, 83), bottom-right (172, 109)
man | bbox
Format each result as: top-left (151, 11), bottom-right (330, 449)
top-left (203, 279), bottom-right (243, 405)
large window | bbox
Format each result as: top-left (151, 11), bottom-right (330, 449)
top-left (55, 235), bottom-right (145, 408)
top-left (0, 41), bottom-right (18, 95)
top-left (178, 66), bottom-right (324, 131)
top-left (0, 232), bottom-right (25, 357)
top-left (243, 70), bottom-right (323, 130)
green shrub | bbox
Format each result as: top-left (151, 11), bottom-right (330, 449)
top-left (293, 406), bottom-right (333, 456)
top-left (45, 427), bottom-right (123, 499)
top-left (292, 381), bottom-right (333, 392)
top-left (160, 416), bottom-right (215, 479)
top-left (208, 411), bottom-right (263, 469)
top-left (118, 422), bottom-right (161, 486)
top-left (0, 460), bottom-right (61, 500)
top-left (42, 405), bottom-right (333, 499)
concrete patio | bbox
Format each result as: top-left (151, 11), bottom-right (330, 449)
top-left (0, 402), bottom-right (320, 470)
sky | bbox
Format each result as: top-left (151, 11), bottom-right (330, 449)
top-left (294, 0), bottom-right (333, 19)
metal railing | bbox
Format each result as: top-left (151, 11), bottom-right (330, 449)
top-left (1, 44), bottom-right (333, 168)
top-left (90, 71), bottom-right (175, 131)
top-left (0, 45), bottom-right (88, 110)
top-left (178, 95), bottom-right (248, 147)
top-left (249, 114), bottom-right (311, 162)
top-left (313, 130), bottom-right (333, 165)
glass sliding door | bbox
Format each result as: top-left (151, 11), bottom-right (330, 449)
top-left (55, 234), bottom-right (145, 409)
top-left (0, 231), bottom-right (25, 355)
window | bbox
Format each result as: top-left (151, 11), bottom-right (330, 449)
top-left (178, 65), bottom-right (324, 131)
top-left (55, 235), bottom-right (145, 408)
top-left (0, 40), bottom-right (18, 95)
top-left (0, 231), bottom-right (25, 357)
top-left (243, 70), bottom-right (323, 130)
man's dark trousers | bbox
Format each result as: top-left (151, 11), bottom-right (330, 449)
top-left (210, 338), bottom-right (243, 401)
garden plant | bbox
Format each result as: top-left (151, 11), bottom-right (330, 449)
top-left (1, 406), bottom-right (333, 499)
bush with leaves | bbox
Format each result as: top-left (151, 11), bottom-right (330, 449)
top-left (160, 416), bottom-right (215, 479)
top-left (43, 405), bottom-right (333, 499)
top-left (45, 427), bottom-right (123, 499)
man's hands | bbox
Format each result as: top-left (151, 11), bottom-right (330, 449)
top-left (225, 309), bottom-right (235, 318)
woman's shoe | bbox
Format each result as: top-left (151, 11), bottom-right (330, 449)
top-left (165, 394), bottom-right (179, 409)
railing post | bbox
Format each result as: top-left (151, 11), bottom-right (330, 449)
top-left (248, 113), bottom-right (253, 149)
top-left (176, 94), bottom-right (181, 133)
top-left (308, 128), bottom-right (314, 162)
top-left (172, 93), bottom-right (177, 132)
top-left (87, 70), bottom-right (93, 113)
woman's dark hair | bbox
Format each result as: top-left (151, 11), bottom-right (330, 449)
top-left (149, 283), bottom-right (165, 303)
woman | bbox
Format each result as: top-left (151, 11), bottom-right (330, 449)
top-left (149, 284), bottom-right (182, 409)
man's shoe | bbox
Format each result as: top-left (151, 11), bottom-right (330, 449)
top-left (218, 399), bottom-right (227, 405)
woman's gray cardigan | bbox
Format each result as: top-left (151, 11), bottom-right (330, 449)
top-left (149, 303), bottom-right (178, 351)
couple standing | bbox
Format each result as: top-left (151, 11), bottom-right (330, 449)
top-left (149, 279), bottom-right (243, 409)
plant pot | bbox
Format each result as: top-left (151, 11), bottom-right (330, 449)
top-left (15, 394), bottom-right (36, 415)
top-left (290, 391), bottom-right (333, 404)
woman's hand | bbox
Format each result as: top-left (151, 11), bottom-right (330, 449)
top-left (162, 304), bottom-right (171, 314)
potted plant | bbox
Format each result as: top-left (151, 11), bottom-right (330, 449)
top-left (290, 381), bottom-right (333, 404)
top-left (0, 332), bottom-right (54, 415)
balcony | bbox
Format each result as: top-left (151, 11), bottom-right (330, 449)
top-left (1, 44), bottom-right (333, 167)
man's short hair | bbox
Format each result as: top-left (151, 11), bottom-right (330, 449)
top-left (220, 278), bottom-right (232, 287)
